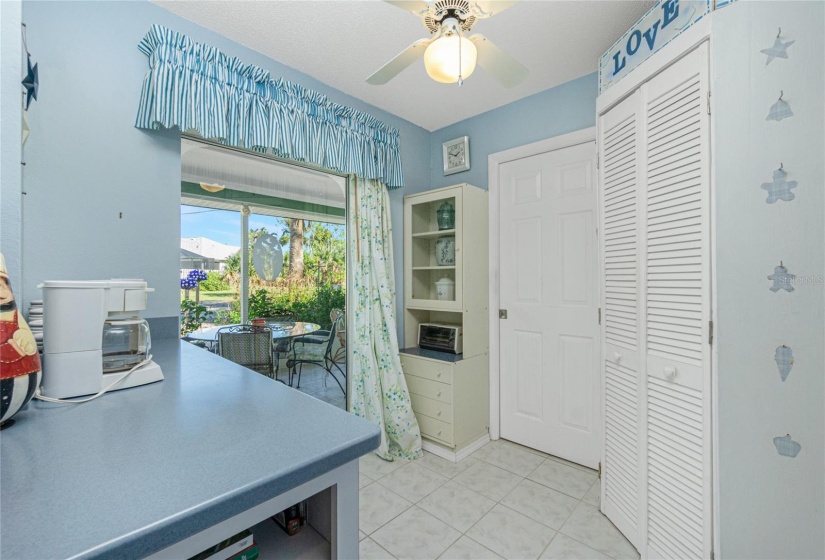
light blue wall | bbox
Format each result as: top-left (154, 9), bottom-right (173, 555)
top-left (713, 2), bottom-right (824, 557)
top-left (1, 1), bottom-right (23, 296)
top-left (10, 0), bottom-right (598, 343)
top-left (15, 1), bottom-right (431, 340)
top-left (428, 73), bottom-right (598, 190)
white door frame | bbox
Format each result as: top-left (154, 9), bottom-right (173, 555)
top-left (487, 127), bottom-right (599, 441)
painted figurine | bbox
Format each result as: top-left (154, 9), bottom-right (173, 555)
top-left (0, 253), bottom-right (42, 428)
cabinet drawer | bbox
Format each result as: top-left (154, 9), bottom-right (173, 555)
top-left (400, 355), bottom-right (453, 385)
top-left (410, 392), bottom-right (453, 423)
top-left (416, 413), bottom-right (454, 446)
top-left (406, 375), bottom-right (452, 404)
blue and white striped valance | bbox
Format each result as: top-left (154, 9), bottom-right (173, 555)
top-left (135, 25), bottom-right (403, 188)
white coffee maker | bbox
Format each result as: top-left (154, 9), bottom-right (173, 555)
top-left (39, 279), bottom-right (164, 399)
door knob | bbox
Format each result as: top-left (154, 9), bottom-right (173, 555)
top-left (613, 352), bottom-right (623, 363)
top-left (664, 366), bottom-right (678, 380)
top-left (499, 309), bottom-right (508, 319)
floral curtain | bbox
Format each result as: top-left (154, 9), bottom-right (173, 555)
top-left (349, 177), bottom-right (422, 460)
top-left (134, 25), bottom-right (404, 188)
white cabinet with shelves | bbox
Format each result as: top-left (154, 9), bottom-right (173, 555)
top-left (402, 184), bottom-right (489, 456)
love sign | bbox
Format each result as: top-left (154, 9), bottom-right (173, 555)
top-left (599, 0), bottom-right (710, 93)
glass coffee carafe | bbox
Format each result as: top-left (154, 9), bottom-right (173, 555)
top-left (101, 317), bottom-right (151, 373)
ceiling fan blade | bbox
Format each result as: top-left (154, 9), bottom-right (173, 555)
top-left (383, 0), bottom-right (430, 14)
top-left (366, 38), bottom-right (432, 85)
top-left (469, 34), bottom-right (528, 87)
top-left (473, 0), bottom-right (518, 17)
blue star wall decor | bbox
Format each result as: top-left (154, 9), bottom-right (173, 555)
top-left (761, 35), bottom-right (795, 65)
top-left (768, 262), bottom-right (795, 293)
top-left (21, 53), bottom-right (38, 110)
top-left (761, 166), bottom-right (798, 203)
top-left (766, 91), bottom-right (793, 121)
top-left (774, 434), bottom-right (801, 458)
top-left (774, 345), bottom-right (794, 382)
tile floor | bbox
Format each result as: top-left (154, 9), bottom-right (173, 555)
top-left (284, 362), bottom-right (346, 410)
top-left (358, 439), bottom-right (639, 560)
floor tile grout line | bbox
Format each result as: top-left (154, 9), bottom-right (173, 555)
top-left (361, 447), bottom-right (625, 560)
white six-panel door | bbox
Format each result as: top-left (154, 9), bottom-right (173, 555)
top-left (599, 43), bottom-right (712, 559)
top-left (499, 141), bottom-right (600, 469)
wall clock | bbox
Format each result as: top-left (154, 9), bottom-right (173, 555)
top-left (442, 136), bottom-right (470, 175)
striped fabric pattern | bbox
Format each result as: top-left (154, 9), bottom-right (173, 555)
top-left (134, 25), bottom-right (404, 188)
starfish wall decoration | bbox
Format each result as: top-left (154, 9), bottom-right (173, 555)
top-left (761, 36), bottom-right (795, 65)
top-left (21, 53), bottom-right (38, 111)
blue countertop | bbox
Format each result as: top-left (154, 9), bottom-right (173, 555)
top-left (1, 340), bottom-right (380, 559)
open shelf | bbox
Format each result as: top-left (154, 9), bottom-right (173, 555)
top-left (412, 228), bottom-right (456, 239)
top-left (409, 196), bottom-right (456, 236)
top-left (413, 265), bottom-right (456, 271)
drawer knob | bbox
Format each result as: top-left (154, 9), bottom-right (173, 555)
top-left (613, 352), bottom-right (623, 363)
top-left (437, 430), bottom-right (442, 436)
top-left (437, 391), bottom-right (442, 397)
top-left (664, 366), bottom-right (678, 380)
top-left (437, 372), bottom-right (442, 378)
top-left (437, 411), bottom-right (442, 416)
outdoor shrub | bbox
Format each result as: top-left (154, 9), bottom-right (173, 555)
top-left (199, 271), bottom-right (230, 292)
top-left (180, 299), bottom-right (207, 336)
top-left (240, 284), bottom-right (346, 328)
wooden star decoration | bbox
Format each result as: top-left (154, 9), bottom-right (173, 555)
top-left (760, 37), bottom-right (795, 65)
top-left (21, 54), bottom-right (38, 111)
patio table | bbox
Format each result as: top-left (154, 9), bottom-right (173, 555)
top-left (184, 322), bottom-right (321, 384)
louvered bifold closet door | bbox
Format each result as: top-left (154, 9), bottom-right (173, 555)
top-left (599, 90), bottom-right (643, 550)
top-left (642, 44), bottom-right (712, 560)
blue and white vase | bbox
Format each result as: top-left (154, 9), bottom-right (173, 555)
top-left (435, 236), bottom-right (455, 266)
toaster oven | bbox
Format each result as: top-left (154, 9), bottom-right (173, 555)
top-left (418, 323), bottom-right (463, 354)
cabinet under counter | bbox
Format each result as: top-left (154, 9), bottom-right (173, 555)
top-left (400, 349), bottom-right (489, 452)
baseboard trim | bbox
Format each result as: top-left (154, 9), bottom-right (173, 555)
top-left (422, 433), bottom-right (491, 463)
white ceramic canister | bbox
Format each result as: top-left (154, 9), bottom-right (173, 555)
top-left (434, 275), bottom-right (455, 301)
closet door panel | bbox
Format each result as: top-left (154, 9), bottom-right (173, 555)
top-left (599, 90), bottom-right (643, 549)
top-left (643, 44), bottom-right (711, 560)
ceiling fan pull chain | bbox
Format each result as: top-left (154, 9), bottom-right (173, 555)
top-left (457, 25), bottom-right (464, 87)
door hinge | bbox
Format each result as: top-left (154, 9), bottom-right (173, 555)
top-left (499, 309), bottom-right (508, 320)
top-left (598, 308), bottom-right (602, 325)
top-left (709, 320), bottom-right (714, 345)
top-left (597, 461), bottom-right (602, 479)
top-left (707, 91), bottom-right (712, 115)
top-left (596, 153), bottom-right (600, 170)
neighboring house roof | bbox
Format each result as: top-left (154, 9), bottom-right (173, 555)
top-left (180, 248), bottom-right (207, 259)
top-left (180, 237), bottom-right (240, 261)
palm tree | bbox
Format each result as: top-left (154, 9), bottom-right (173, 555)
top-left (287, 218), bottom-right (306, 283)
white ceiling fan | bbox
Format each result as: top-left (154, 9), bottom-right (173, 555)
top-left (367, 0), bottom-right (528, 88)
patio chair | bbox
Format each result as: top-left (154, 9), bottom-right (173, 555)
top-left (287, 314), bottom-right (345, 395)
top-left (262, 311), bottom-right (297, 376)
top-left (217, 325), bottom-right (275, 379)
top-left (293, 309), bottom-right (346, 385)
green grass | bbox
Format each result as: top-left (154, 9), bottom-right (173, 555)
top-left (180, 290), bottom-right (236, 303)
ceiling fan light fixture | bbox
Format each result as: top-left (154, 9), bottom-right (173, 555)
top-left (424, 34), bottom-right (477, 83)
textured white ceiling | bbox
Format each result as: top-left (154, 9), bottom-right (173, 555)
top-left (152, 0), bottom-right (654, 131)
